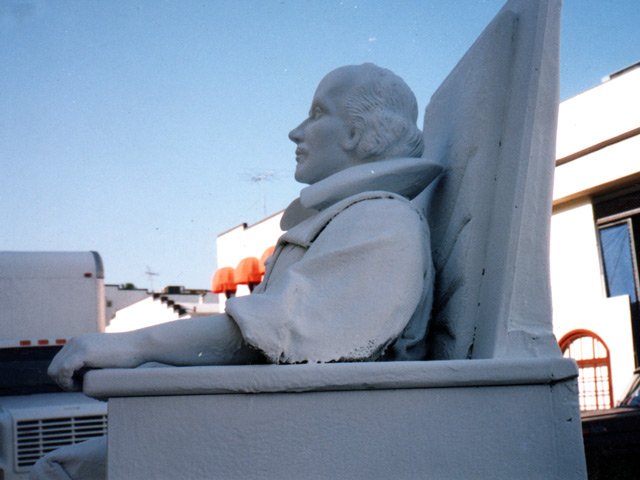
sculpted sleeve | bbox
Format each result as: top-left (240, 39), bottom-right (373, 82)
top-left (225, 195), bottom-right (430, 364)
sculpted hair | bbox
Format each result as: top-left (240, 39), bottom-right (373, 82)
top-left (343, 64), bottom-right (424, 162)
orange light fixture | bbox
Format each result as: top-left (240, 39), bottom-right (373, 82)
top-left (212, 267), bottom-right (237, 296)
top-left (235, 257), bottom-right (263, 285)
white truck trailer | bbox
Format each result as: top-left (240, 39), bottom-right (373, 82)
top-left (0, 252), bottom-right (108, 479)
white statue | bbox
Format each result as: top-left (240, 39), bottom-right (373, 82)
top-left (31, 63), bottom-right (442, 479)
top-left (49, 2), bottom-right (585, 478)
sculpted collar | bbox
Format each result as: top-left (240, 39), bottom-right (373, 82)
top-left (281, 157), bottom-right (443, 230)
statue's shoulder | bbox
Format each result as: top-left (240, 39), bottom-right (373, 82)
top-left (282, 191), bottom-right (425, 248)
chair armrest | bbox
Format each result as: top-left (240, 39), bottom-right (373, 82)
top-left (83, 357), bottom-right (577, 399)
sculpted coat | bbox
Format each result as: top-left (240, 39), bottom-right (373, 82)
top-left (227, 157), bottom-right (441, 363)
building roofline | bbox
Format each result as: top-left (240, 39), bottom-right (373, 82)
top-left (217, 209), bottom-right (284, 237)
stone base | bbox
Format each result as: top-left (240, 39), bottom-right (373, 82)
top-left (84, 358), bottom-right (586, 479)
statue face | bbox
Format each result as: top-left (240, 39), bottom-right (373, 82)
top-left (289, 69), bottom-right (359, 185)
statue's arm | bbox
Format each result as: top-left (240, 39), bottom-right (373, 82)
top-left (48, 313), bottom-right (257, 390)
top-left (49, 196), bottom-right (428, 389)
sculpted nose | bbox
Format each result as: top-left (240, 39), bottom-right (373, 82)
top-left (288, 122), bottom-right (304, 144)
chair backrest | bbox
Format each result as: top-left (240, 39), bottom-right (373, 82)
top-left (418, 0), bottom-right (562, 360)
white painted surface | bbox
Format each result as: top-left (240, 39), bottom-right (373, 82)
top-left (227, 158), bottom-right (440, 363)
top-left (215, 212), bottom-right (283, 304)
top-left (550, 200), bottom-right (604, 304)
top-left (85, 357), bottom-right (579, 396)
top-left (104, 285), bottom-right (149, 323)
top-left (554, 135), bottom-right (640, 203)
top-left (423, 0), bottom-right (560, 359)
top-left (0, 251), bottom-right (105, 344)
top-left (90, 358), bottom-right (585, 480)
top-left (105, 294), bottom-right (219, 333)
top-left (556, 67), bottom-right (640, 161)
top-left (549, 59), bottom-right (640, 406)
top-left (105, 297), bottom-right (185, 332)
top-left (553, 295), bottom-right (634, 403)
top-left (550, 201), bottom-right (635, 400)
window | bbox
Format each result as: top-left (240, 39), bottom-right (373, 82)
top-left (560, 330), bottom-right (613, 411)
top-left (594, 185), bottom-right (640, 366)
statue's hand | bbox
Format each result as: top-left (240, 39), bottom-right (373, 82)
top-left (48, 332), bottom-right (144, 391)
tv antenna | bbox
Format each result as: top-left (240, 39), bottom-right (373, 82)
top-left (241, 169), bottom-right (279, 216)
top-left (144, 265), bottom-right (159, 292)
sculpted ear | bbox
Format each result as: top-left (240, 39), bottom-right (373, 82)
top-left (341, 124), bottom-right (362, 152)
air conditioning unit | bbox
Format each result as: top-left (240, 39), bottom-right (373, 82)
top-left (0, 393), bottom-right (107, 479)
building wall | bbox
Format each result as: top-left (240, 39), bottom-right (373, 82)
top-left (551, 65), bottom-right (640, 404)
top-left (106, 296), bottom-right (184, 332)
top-left (106, 292), bottom-right (219, 333)
top-left (550, 201), bottom-right (634, 399)
top-left (215, 211), bottom-right (283, 307)
top-left (105, 284), bottom-right (150, 324)
top-left (550, 200), bottom-right (603, 304)
top-left (555, 67), bottom-right (640, 162)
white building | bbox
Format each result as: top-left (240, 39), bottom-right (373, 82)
top-left (215, 63), bottom-right (640, 411)
top-left (551, 63), bottom-right (640, 409)
top-left (106, 287), bottom-right (220, 333)
top-left (214, 211), bottom-right (283, 308)
top-left (105, 284), bottom-right (150, 324)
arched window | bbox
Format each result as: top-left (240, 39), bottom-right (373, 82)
top-left (559, 330), bottom-right (613, 411)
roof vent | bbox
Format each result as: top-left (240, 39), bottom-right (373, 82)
top-left (162, 285), bottom-right (184, 294)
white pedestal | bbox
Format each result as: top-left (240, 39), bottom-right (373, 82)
top-left (85, 358), bottom-right (586, 479)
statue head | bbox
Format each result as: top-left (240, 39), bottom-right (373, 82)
top-left (289, 63), bottom-right (424, 185)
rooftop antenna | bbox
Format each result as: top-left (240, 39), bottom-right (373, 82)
top-left (144, 265), bottom-right (159, 292)
top-left (242, 170), bottom-right (279, 216)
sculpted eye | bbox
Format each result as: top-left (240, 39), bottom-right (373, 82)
top-left (311, 106), bottom-right (323, 119)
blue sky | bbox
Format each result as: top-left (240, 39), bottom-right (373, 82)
top-left (1, 0), bottom-right (639, 290)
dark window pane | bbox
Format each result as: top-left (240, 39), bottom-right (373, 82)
top-left (594, 185), bottom-right (640, 220)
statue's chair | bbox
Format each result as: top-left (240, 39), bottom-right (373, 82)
top-left (85, 1), bottom-right (587, 477)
